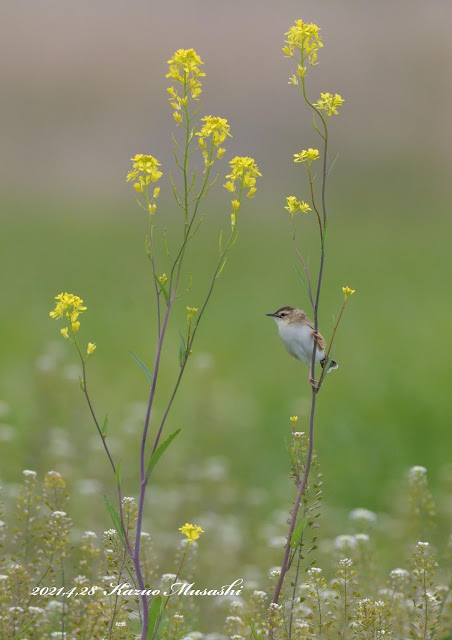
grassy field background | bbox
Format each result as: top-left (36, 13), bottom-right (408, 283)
top-left (1, 0), bottom-right (451, 622)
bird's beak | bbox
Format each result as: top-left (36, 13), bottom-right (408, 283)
top-left (266, 312), bottom-right (277, 317)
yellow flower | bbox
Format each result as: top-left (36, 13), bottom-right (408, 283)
top-left (50, 293), bottom-right (87, 334)
top-left (285, 196), bottom-right (311, 216)
top-left (158, 273), bottom-right (168, 286)
top-left (179, 522), bottom-right (204, 543)
top-left (283, 20), bottom-right (323, 69)
top-left (196, 116), bottom-right (231, 148)
top-left (231, 200), bottom-right (240, 213)
top-left (216, 147), bottom-right (226, 159)
top-left (293, 148), bottom-right (320, 165)
top-left (223, 157), bottom-right (262, 197)
top-left (342, 286), bottom-right (356, 298)
top-left (153, 187), bottom-right (160, 199)
top-left (314, 92), bottom-right (345, 117)
top-left (87, 342), bottom-right (96, 355)
top-left (126, 154), bottom-right (163, 194)
top-left (166, 49), bottom-right (205, 102)
top-left (231, 212), bottom-right (236, 227)
top-left (290, 416), bottom-right (298, 424)
top-left (186, 306), bottom-right (198, 322)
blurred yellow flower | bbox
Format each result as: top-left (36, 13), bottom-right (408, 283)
top-left (179, 523), bottom-right (204, 543)
top-left (72, 321), bottom-right (80, 333)
top-left (60, 327), bottom-right (69, 339)
top-left (285, 196), bottom-right (311, 216)
top-left (293, 148), bottom-right (319, 165)
top-left (87, 342), bottom-right (96, 355)
top-left (186, 307), bottom-right (198, 322)
top-left (290, 416), bottom-right (299, 424)
top-left (342, 286), bottom-right (356, 298)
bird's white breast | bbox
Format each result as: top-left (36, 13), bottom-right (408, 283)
top-left (277, 322), bottom-right (325, 365)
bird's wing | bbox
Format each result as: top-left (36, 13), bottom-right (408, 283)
top-left (305, 316), bottom-right (327, 350)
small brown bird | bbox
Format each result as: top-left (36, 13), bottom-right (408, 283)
top-left (266, 306), bottom-right (338, 382)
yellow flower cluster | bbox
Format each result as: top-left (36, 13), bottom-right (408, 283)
top-left (294, 148), bottom-right (319, 165)
top-left (285, 196), bottom-right (311, 216)
top-left (126, 154), bottom-right (163, 195)
top-left (50, 293), bottom-right (96, 355)
top-left (342, 286), bottom-right (356, 298)
top-left (186, 306), bottom-right (198, 322)
top-left (283, 19), bottom-right (323, 69)
top-left (158, 273), bottom-right (168, 286)
top-left (166, 49), bottom-right (205, 124)
top-left (314, 92), bottom-right (345, 117)
top-left (224, 157), bottom-right (261, 199)
top-left (50, 293), bottom-right (87, 334)
top-left (196, 116), bottom-right (231, 169)
top-left (179, 522), bottom-right (204, 543)
top-left (290, 416), bottom-right (299, 424)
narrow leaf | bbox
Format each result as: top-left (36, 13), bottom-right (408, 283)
top-left (290, 516), bottom-right (308, 549)
top-left (178, 329), bottom-right (187, 367)
top-left (154, 273), bottom-right (170, 304)
top-left (102, 414), bottom-right (109, 437)
top-left (246, 617), bottom-right (260, 640)
top-left (12, 616), bottom-right (41, 640)
top-left (129, 351), bottom-right (153, 384)
top-left (327, 153), bottom-right (340, 178)
top-left (216, 257), bottom-right (227, 279)
top-left (147, 428), bottom-right (181, 478)
top-left (104, 495), bottom-right (126, 546)
top-left (147, 596), bottom-right (164, 640)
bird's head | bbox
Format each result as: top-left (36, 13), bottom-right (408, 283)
top-left (266, 306), bottom-right (304, 326)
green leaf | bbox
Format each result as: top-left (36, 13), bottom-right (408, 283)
top-left (178, 329), bottom-right (187, 367)
top-left (216, 257), bottom-right (227, 279)
top-left (246, 617), bottom-right (261, 640)
top-left (102, 414), bottom-right (109, 437)
top-left (104, 495), bottom-right (126, 546)
top-left (290, 516), bottom-right (308, 549)
top-left (147, 596), bottom-right (164, 640)
top-left (147, 429), bottom-right (181, 478)
top-left (12, 615), bottom-right (41, 640)
top-left (154, 273), bottom-right (170, 304)
top-left (129, 351), bottom-right (153, 384)
top-left (115, 460), bottom-right (122, 487)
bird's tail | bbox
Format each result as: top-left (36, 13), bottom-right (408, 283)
top-left (320, 357), bottom-right (338, 372)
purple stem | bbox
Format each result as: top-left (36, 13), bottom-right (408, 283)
top-left (133, 293), bottom-right (176, 640)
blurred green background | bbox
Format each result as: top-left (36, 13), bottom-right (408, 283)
top-left (1, 0), bottom-right (451, 585)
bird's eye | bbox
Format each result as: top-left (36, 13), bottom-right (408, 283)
top-left (279, 312), bottom-right (287, 317)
